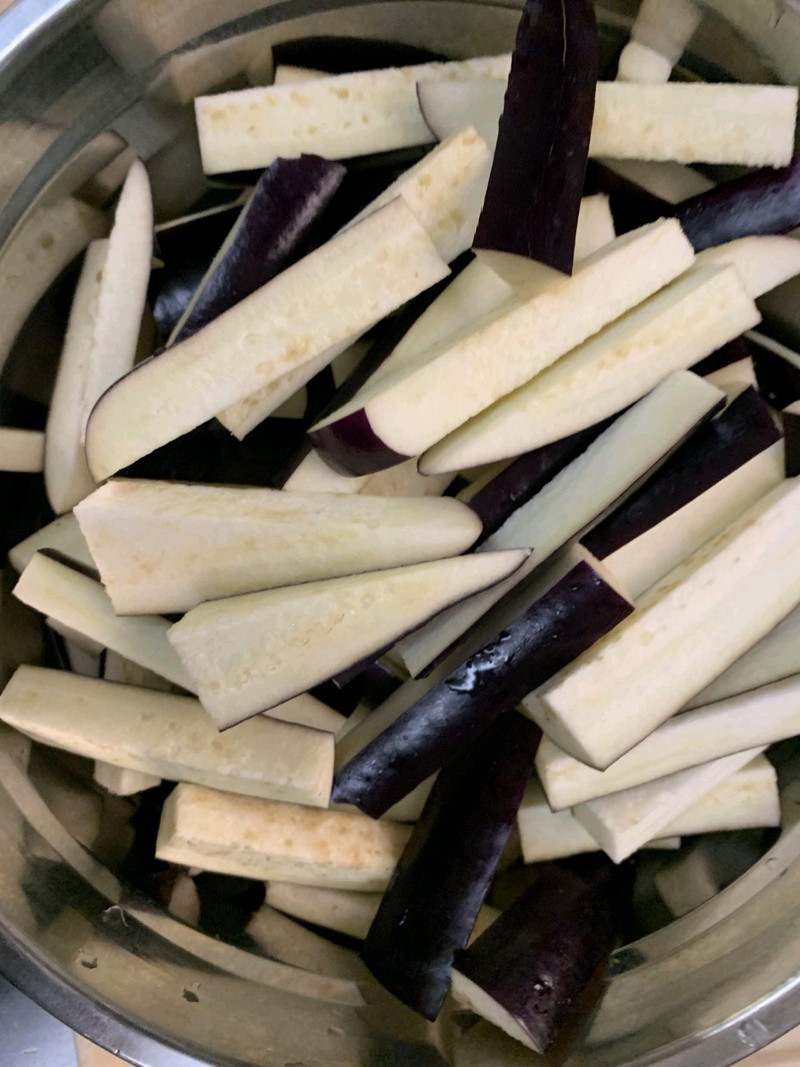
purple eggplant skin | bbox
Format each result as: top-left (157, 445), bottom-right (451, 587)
top-left (331, 559), bottom-right (633, 819)
top-left (691, 335), bottom-right (752, 378)
top-left (173, 157), bottom-right (346, 344)
top-left (361, 711), bottom-right (541, 1020)
top-left (583, 387), bottom-right (781, 561)
top-left (452, 855), bottom-right (626, 1054)
top-left (750, 335), bottom-right (800, 410)
top-left (675, 157), bottom-right (800, 252)
top-left (783, 402), bottom-right (800, 477)
top-left (309, 408), bottom-right (412, 477)
top-left (474, 0), bottom-right (597, 274)
top-left (585, 161), bottom-right (672, 236)
top-left (470, 419), bottom-right (614, 545)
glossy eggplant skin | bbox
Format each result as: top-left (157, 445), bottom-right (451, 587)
top-left (583, 386), bottom-right (781, 560)
top-left (675, 157), bottom-right (800, 252)
top-left (331, 560), bottom-right (633, 818)
top-left (469, 419), bottom-right (612, 544)
top-left (361, 712), bottom-right (541, 1020)
top-left (474, 0), bottom-right (597, 273)
top-left (453, 855), bottom-right (625, 1053)
top-left (174, 156), bottom-right (346, 344)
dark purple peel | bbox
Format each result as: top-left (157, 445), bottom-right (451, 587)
top-left (749, 334), bottom-right (800, 409)
top-left (783, 401), bottom-right (800, 477)
top-left (271, 36), bottom-right (447, 73)
top-left (691, 335), bottom-right (752, 377)
top-left (474, 0), bottom-right (597, 274)
top-left (361, 712), bottom-right (541, 1020)
top-left (582, 387), bottom-right (781, 561)
top-left (309, 408), bottom-right (411, 477)
top-left (452, 856), bottom-right (625, 1054)
top-left (332, 559), bottom-right (633, 818)
top-left (469, 419), bottom-right (614, 544)
top-left (585, 161), bottom-right (672, 236)
top-left (675, 157), bottom-right (800, 252)
top-left (173, 156), bottom-right (346, 344)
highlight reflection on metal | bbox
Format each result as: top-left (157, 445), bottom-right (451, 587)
top-left (1, 1), bottom-right (800, 1064)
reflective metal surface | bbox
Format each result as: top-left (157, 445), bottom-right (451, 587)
top-left (2, 1), bottom-right (800, 1064)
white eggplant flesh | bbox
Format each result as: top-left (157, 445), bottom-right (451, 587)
top-left (14, 553), bottom-right (192, 690)
top-left (195, 55), bottom-right (511, 172)
top-left (695, 235), bottom-right (800, 300)
top-left (44, 618), bottom-right (104, 658)
top-left (397, 372), bottom-right (723, 677)
top-left (8, 512), bottom-right (94, 574)
top-left (103, 649), bottom-right (175, 693)
top-left (626, 0), bottom-right (702, 64)
top-left (313, 220), bottom-right (694, 468)
top-left (246, 903), bottom-right (368, 982)
top-left (0, 429), bottom-right (44, 473)
top-left (156, 782), bottom-right (411, 890)
top-left (168, 550), bottom-right (528, 726)
top-left (94, 761), bottom-right (162, 796)
top-left (0, 197), bottom-right (107, 375)
top-left (573, 194), bottom-right (616, 261)
top-left (359, 459), bottom-right (453, 499)
top-left (45, 161), bottom-right (153, 514)
top-left (535, 673), bottom-right (800, 810)
top-left (572, 747), bottom-right (764, 863)
top-left (0, 666), bottom-right (334, 808)
top-left (84, 199), bottom-right (448, 479)
top-left (422, 265), bottom-right (757, 470)
top-left (283, 450), bottom-right (368, 494)
top-left (595, 158), bottom-right (714, 204)
top-left (616, 41), bottom-right (672, 84)
top-left (704, 358), bottom-right (758, 394)
top-left (535, 481), bottom-right (800, 770)
top-left (271, 65), bottom-right (327, 85)
top-left (265, 694), bottom-right (346, 734)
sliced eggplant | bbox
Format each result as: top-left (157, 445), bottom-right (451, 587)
top-left (168, 550), bottom-right (529, 728)
top-left (473, 0), bottom-right (597, 275)
top-left (0, 429), bottom-right (44, 473)
top-left (534, 673), bottom-right (800, 810)
top-left (75, 479), bottom-right (482, 615)
top-left (422, 264), bottom-right (757, 470)
top-left (783, 400), bottom-right (800, 477)
top-left (691, 335), bottom-right (752, 378)
top-left (171, 156), bottom-right (346, 344)
top-left (156, 782), bottom-right (411, 890)
top-left (534, 481), bottom-right (800, 770)
top-left (358, 459), bottom-right (453, 499)
top-left (361, 712), bottom-right (540, 1019)
top-left (0, 197), bottom-right (107, 375)
top-left (573, 193), bottom-right (616, 261)
top-left (749, 330), bottom-right (800, 408)
top-left (620, 0), bottom-right (701, 67)
top-left (311, 220), bottom-right (694, 476)
top-left (84, 199), bottom-right (448, 480)
top-left (283, 449), bottom-right (368, 494)
top-left (246, 903), bottom-right (368, 982)
top-left (45, 161), bottom-right (153, 514)
top-left (194, 55), bottom-right (511, 173)
top-left (586, 157), bottom-right (710, 235)
top-left (616, 41), bottom-right (672, 84)
top-left (102, 649), bottom-right (175, 692)
top-left (397, 372), bottom-right (723, 677)
top-left (704, 358), bottom-right (758, 394)
top-left (272, 65), bottom-right (327, 84)
top-left (451, 857), bottom-right (623, 1053)
top-left (13, 553), bottom-right (192, 690)
top-left (572, 748), bottom-right (764, 863)
top-left (94, 761), bottom-right (162, 796)
top-left (417, 78), bottom-right (506, 147)
top-left (267, 882), bottom-right (383, 939)
top-left (694, 235), bottom-right (800, 300)
top-left (0, 666), bottom-right (335, 808)
top-left (332, 550), bottom-right (632, 818)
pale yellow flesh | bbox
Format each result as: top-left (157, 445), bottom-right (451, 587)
top-left (0, 429), bottom-right (45, 474)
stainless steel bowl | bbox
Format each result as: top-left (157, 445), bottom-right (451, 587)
top-left (2, 1), bottom-right (800, 1063)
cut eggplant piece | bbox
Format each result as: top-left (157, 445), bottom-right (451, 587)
top-left (586, 157), bottom-right (709, 235)
top-left (75, 479), bottom-right (481, 615)
top-left (534, 481), bottom-right (800, 770)
top-left (168, 550), bottom-right (528, 727)
top-left (572, 748), bottom-right (764, 863)
top-left (358, 459), bottom-right (453, 499)
top-left (102, 649), bottom-right (175, 692)
top-left (170, 156), bottom-right (346, 344)
top-left (397, 373), bottom-right (723, 677)
top-left (704, 358), bottom-right (758, 395)
top-left (451, 857), bottom-right (623, 1053)
top-left (615, 41), bottom-right (672, 84)
top-left (283, 449), bottom-right (368, 494)
top-left (194, 55), bottom-right (510, 173)
top-left (247, 903), bottom-right (368, 982)
top-left (783, 399), bottom-right (800, 477)
top-left (94, 761), bottom-right (162, 796)
top-left (473, 0), bottom-right (597, 275)
top-left (85, 199), bottom-right (448, 478)
top-left (272, 65), bottom-right (327, 84)
top-left (45, 161), bottom-right (153, 514)
top-left (686, 602), bottom-right (800, 710)
top-left (312, 220), bottom-right (694, 475)
top-left (534, 673), bottom-right (800, 810)
top-left (467, 422), bottom-right (613, 544)
top-left (582, 387), bottom-right (784, 595)
top-left (622, 0), bottom-right (701, 66)
top-left (422, 264), bottom-right (757, 470)
top-left (749, 330), bottom-right (800, 408)
top-left (264, 694), bottom-right (346, 734)
top-left (13, 553), bottom-right (193, 690)
top-left (156, 782), bottom-right (411, 890)
top-left (417, 78), bottom-right (796, 166)
top-left (344, 126), bottom-right (493, 264)
top-left (0, 197), bottom-right (107, 375)
top-left (0, 429), bottom-right (44, 473)
top-left (332, 550), bottom-right (632, 818)
top-left (267, 882), bottom-right (383, 939)
top-left (694, 235), bottom-right (800, 300)
top-left (675, 158), bottom-right (800, 252)
top-left (573, 194), bottom-right (616, 262)
top-left (361, 712), bottom-right (540, 1019)
top-left (0, 666), bottom-right (334, 807)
